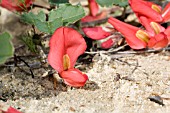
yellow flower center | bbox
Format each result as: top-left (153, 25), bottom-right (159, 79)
top-left (151, 5), bottom-right (161, 14)
top-left (136, 30), bottom-right (149, 43)
top-left (63, 54), bottom-right (70, 70)
top-left (150, 22), bottom-right (161, 34)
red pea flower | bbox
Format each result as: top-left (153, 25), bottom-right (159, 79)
top-left (108, 17), bottom-right (147, 49)
top-left (129, 0), bottom-right (170, 23)
top-left (137, 17), bottom-right (169, 49)
top-left (108, 17), bottom-right (168, 50)
top-left (0, 0), bottom-right (34, 12)
top-left (48, 27), bottom-right (88, 87)
top-left (129, 0), bottom-right (162, 22)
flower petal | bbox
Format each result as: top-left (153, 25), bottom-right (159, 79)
top-left (148, 33), bottom-right (168, 50)
top-left (81, 11), bottom-right (107, 23)
top-left (63, 28), bottom-right (87, 69)
top-left (82, 27), bottom-right (111, 40)
top-left (101, 38), bottom-right (114, 49)
top-left (129, 0), bottom-right (163, 22)
top-left (139, 16), bottom-right (165, 36)
top-left (1, 106), bottom-right (21, 113)
top-left (108, 17), bottom-right (147, 49)
top-left (162, 2), bottom-right (170, 22)
top-left (139, 16), bottom-right (155, 36)
top-left (60, 68), bottom-right (88, 87)
top-left (48, 27), bottom-right (87, 73)
top-left (164, 26), bottom-right (170, 44)
top-left (88, 0), bottom-right (99, 17)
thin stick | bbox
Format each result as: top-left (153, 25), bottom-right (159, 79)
top-left (14, 54), bottom-right (34, 78)
top-left (85, 44), bottom-right (128, 54)
top-left (116, 47), bottom-right (170, 54)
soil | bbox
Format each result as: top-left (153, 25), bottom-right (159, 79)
top-left (1, 51), bottom-right (170, 113)
top-left (0, 1), bottom-right (170, 113)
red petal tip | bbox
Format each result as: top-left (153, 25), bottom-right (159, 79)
top-left (60, 68), bottom-right (88, 87)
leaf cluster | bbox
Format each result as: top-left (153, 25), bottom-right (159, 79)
top-left (21, 4), bottom-right (85, 34)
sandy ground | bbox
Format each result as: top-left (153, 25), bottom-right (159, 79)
top-left (0, 52), bottom-right (170, 113)
top-left (0, 1), bottom-right (170, 113)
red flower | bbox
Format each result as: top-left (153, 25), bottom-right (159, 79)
top-left (138, 18), bottom-right (168, 49)
top-left (108, 17), bottom-right (147, 49)
top-left (0, 0), bottom-right (34, 12)
top-left (129, 0), bottom-right (162, 22)
top-left (108, 17), bottom-right (168, 50)
top-left (129, 0), bottom-right (170, 23)
top-left (48, 27), bottom-right (88, 87)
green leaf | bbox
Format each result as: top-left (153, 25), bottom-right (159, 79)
top-left (21, 4), bottom-right (84, 34)
top-left (35, 18), bottom-right (63, 34)
top-left (0, 32), bottom-right (14, 64)
top-left (21, 11), bottom-right (63, 34)
top-left (49, 4), bottom-right (85, 25)
top-left (96, 0), bottom-right (128, 7)
top-left (21, 11), bottom-right (46, 24)
top-left (49, 0), bottom-right (69, 4)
